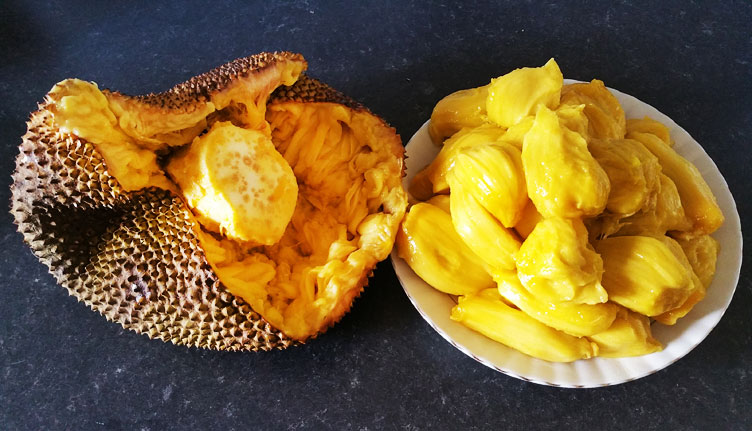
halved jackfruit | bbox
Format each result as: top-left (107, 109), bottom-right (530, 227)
top-left (11, 52), bottom-right (408, 349)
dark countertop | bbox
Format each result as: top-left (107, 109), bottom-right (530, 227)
top-left (1, 1), bottom-right (750, 429)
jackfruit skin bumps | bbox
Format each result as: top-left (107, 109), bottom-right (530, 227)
top-left (11, 52), bottom-right (404, 351)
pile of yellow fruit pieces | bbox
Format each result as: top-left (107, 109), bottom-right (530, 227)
top-left (397, 59), bottom-right (724, 362)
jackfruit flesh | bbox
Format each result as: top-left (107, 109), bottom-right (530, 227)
top-left (522, 106), bottom-right (610, 218)
top-left (588, 138), bottom-right (661, 216)
top-left (588, 307), bottom-right (662, 358)
top-left (516, 217), bottom-right (607, 304)
top-left (428, 84), bottom-right (489, 143)
top-left (627, 123), bottom-right (724, 236)
top-left (486, 58), bottom-right (563, 128)
top-left (597, 235), bottom-right (694, 316)
top-left (560, 79), bottom-right (626, 140)
top-left (401, 58), bottom-right (724, 361)
top-left (36, 55), bottom-right (408, 344)
top-left (166, 121), bottom-right (298, 245)
top-left (447, 142), bottom-right (527, 228)
top-left (450, 289), bottom-right (598, 362)
top-left (495, 272), bottom-right (617, 337)
top-left (397, 202), bottom-right (494, 296)
top-left (447, 177), bottom-right (520, 272)
top-left (412, 124), bottom-right (505, 198)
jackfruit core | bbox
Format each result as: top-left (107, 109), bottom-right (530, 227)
top-left (47, 75), bottom-right (405, 341)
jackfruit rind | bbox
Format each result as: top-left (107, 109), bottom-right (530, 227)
top-left (11, 52), bottom-right (407, 350)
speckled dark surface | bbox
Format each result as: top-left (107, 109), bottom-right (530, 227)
top-left (1, 1), bottom-right (750, 429)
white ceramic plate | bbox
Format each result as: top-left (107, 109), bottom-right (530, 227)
top-left (391, 80), bottom-right (743, 388)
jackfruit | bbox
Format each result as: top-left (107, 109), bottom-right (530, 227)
top-left (616, 173), bottom-right (692, 236)
top-left (495, 272), bottom-right (618, 337)
top-left (596, 235), bottom-right (694, 316)
top-left (627, 123), bottom-right (724, 236)
top-left (513, 200), bottom-right (543, 239)
top-left (676, 235), bottom-right (720, 288)
top-left (588, 307), bottom-right (663, 358)
top-left (412, 124), bottom-right (505, 197)
top-left (396, 203), bottom-right (494, 296)
top-left (428, 84), bottom-right (490, 143)
top-left (516, 217), bottom-right (608, 304)
top-left (522, 106), bottom-right (610, 218)
top-left (486, 58), bottom-right (563, 128)
top-left (560, 79), bottom-right (626, 140)
top-left (447, 178), bottom-right (521, 272)
top-left (451, 289), bottom-right (598, 362)
top-left (588, 138), bottom-right (661, 217)
top-left (447, 142), bottom-right (527, 228)
top-left (626, 117), bottom-right (672, 146)
top-left (11, 53), bottom-right (408, 349)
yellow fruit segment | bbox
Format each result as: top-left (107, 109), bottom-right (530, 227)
top-left (513, 200), bottom-right (543, 239)
top-left (676, 235), bottom-right (721, 288)
top-left (627, 124), bottom-right (724, 236)
top-left (626, 117), bottom-right (672, 146)
top-left (451, 289), bottom-right (598, 362)
top-left (588, 138), bottom-right (661, 216)
top-left (428, 84), bottom-right (489, 143)
top-left (397, 203), bottom-right (494, 295)
top-left (448, 178), bottom-right (520, 272)
top-left (167, 121), bottom-right (298, 245)
top-left (448, 142), bottom-right (527, 227)
top-left (522, 106), bottom-right (610, 218)
top-left (588, 307), bottom-right (663, 358)
top-left (516, 217), bottom-right (607, 304)
top-left (496, 273), bottom-right (618, 337)
top-left (426, 194), bottom-right (451, 213)
top-left (486, 58), bottom-right (563, 128)
top-left (597, 235), bottom-right (694, 316)
top-left (560, 79), bottom-right (626, 140)
top-left (416, 124), bottom-right (505, 196)
top-left (616, 173), bottom-right (692, 236)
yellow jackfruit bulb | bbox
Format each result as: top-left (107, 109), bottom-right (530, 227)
top-left (426, 194), bottom-right (451, 213)
top-left (617, 173), bottom-right (692, 236)
top-left (448, 178), bottom-right (521, 272)
top-left (167, 121), bottom-right (298, 245)
top-left (429, 84), bottom-right (490, 143)
top-left (396, 202), bottom-right (494, 295)
top-left (588, 307), bottom-right (663, 358)
top-left (495, 272), bottom-right (618, 337)
top-left (596, 235), bottom-right (694, 316)
top-left (513, 200), bottom-right (543, 239)
top-left (522, 106), bottom-right (610, 218)
top-left (486, 58), bottom-right (563, 128)
top-left (450, 289), bottom-right (598, 362)
top-left (560, 79), bottom-right (626, 140)
top-left (516, 217), bottom-right (608, 305)
top-left (448, 142), bottom-right (527, 228)
top-left (627, 117), bottom-right (672, 146)
top-left (653, 270), bottom-right (704, 325)
top-left (676, 235), bottom-right (720, 288)
top-left (589, 138), bottom-right (661, 216)
top-left (555, 104), bottom-right (590, 138)
top-left (627, 127), bottom-right (724, 236)
top-left (408, 166), bottom-right (435, 201)
top-left (498, 116), bottom-right (534, 150)
top-left (421, 124), bottom-right (506, 195)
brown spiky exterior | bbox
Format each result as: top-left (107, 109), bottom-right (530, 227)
top-left (10, 52), bottom-right (393, 351)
